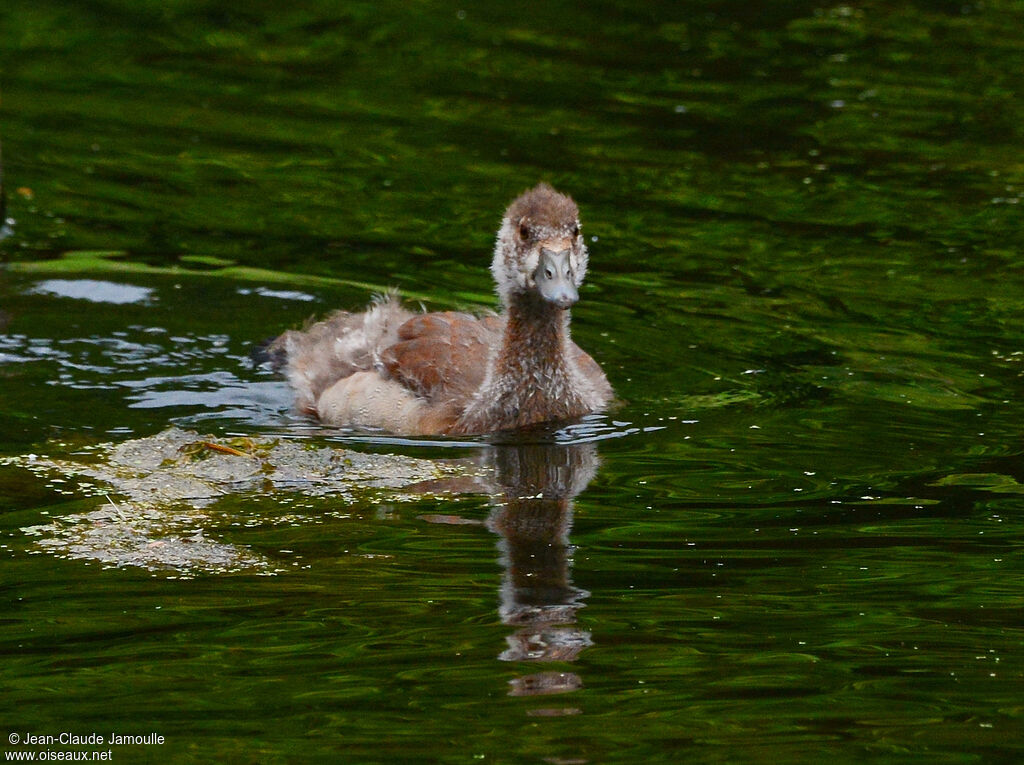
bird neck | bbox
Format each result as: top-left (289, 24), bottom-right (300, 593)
top-left (495, 293), bottom-right (573, 380)
top-left (452, 293), bottom-right (588, 434)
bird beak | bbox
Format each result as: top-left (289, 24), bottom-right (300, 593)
top-left (534, 243), bottom-right (578, 309)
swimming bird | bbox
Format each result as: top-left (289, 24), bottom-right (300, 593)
top-left (268, 183), bottom-right (612, 435)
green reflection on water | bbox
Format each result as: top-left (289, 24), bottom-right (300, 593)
top-left (1, 0), bottom-right (1023, 762)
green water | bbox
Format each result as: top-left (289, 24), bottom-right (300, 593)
top-left (2, 1), bottom-right (1023, 763)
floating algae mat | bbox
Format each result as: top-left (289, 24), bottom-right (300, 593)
top-left (5, 428), bottom-right (472, 577)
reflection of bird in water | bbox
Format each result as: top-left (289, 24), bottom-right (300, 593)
top-left (416, 438), bottom-right (600, 698)
top-left (487, 442), bottom-right (596, 668)
top-left (265, 183), bottom-right (612, 435)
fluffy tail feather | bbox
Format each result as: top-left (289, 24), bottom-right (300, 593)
top-left (262, 292), bottom-right (415, 414)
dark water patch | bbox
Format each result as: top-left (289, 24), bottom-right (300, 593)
top-left (2, 0), bottom-right (1024, 762)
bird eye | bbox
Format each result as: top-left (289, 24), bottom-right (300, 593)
top-left (518, 221), bottom-right (530, 240)
top-left (572, 224), bottom-right (580, 238)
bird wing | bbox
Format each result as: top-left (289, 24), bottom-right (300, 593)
top-left (381, 312), bottom-right (503, 406)
top-left (570, 343), bottom-right (614, 401)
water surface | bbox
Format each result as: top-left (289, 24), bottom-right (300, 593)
top-left (1, 1), bottom-right (1023, 763)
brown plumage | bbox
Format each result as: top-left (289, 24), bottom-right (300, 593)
top-left (268, 183), bottom-right (613, 435)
